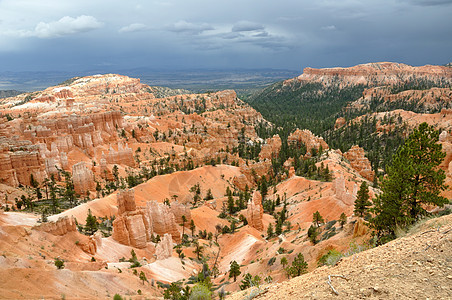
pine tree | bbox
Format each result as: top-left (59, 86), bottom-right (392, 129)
top-left (85, 209), bottom-right (98, 235)
top-left (287, 253), bottom-right (308, 277)
top-left (354, 181), bottom-right (371, 218)
top-left (339, 212), bottom-right (347, 228)
top-left (267, 223), bottom-right (274, 238)
top-left (312, 211), bottom-right (324, 227)
top-left (229, 260), bottom-right (241, 282)
top-left (370, 122), bottom-right (448, 244)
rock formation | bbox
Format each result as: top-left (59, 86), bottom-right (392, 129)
top-left (170, 201), bottom-right (192, 225)
top-left (334, 117), bottom-right (346, 129)
top-left (259, 135), bottom-right (282, 160)
top-left (0, 138), bottom-right (47, 187)
top-left (112, 189), bottom-right (152, 248)
top-left (332, 175), bottom-right (357, 206)
top-left (79, 231), bottom-right (103, 255)
top-left (33, 216), bottom-right (77, 235)
top-left (155, 233), bottom-right (173, 260)
top-left (106, 142), bottom-right (135, 167)
top-left (72, 162), bottom-right (95, 195)
top-left (293, 62), bottom-right (452, 87)
top-left (247, 190), bottom-right (264, 231)
top-left (343, 145), bottom-right (374, 181)
top-left (147, 200), bottom-right (181, 243)
top-left (287, 129), bottom-right (329, 156)
top-left (232, 174), bottom-right (252, 191)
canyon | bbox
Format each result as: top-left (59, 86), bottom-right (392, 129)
top-left (0, 62), bottom-right (450, 299)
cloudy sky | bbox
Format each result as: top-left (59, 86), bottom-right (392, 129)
top-left (0, 0), bottom-right (451, 72)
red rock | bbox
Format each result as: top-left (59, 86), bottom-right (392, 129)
top-left (155, 233), bottom-right (173, 260)
top-left (112, 189), bottom-right (152, 248)
top-left (334, 117), bottom-right (346, 129)
top-left (170, 201), bottom-right (192, 225)
top-left (33, 216), bottom-right (76, 236)
top-left (287, 129), bottom-right (329, 156)
top-left (332, 175), bottom-right (357, 206)
top-left (344, 145), bottom-right (374, 181)
top-left (72, 162), bottom-right (95, 195)
top-left (259, 135), bottom-right (282, 160)
top-left (247, 190), bottom-right (264, 231)
top-left (147, 200), bottom-right (180, 243)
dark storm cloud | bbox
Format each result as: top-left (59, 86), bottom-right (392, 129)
top-left (0, 0), bottom-right (450, 73)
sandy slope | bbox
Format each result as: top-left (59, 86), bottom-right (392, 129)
top-left (228, 214), bottom-right (452, 300)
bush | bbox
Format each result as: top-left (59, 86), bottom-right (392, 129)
top-left (54, 257), bottom-right (64, 269)
top-left (189, 283), bottom-right (212, 300)
top-left (318, 249), bottom-right (342, 266)
top-left (113, 294), bottom-right (123, 300)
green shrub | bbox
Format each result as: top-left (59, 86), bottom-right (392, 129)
top-left (189, 283), bottom-right (212, 300)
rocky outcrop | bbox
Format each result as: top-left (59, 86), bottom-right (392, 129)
top-left (233, 174), bottom-right (252, 191)
top-left (147, 201), bottom-right (180, 243)
top-left (333, 176), bottom-right (357, 206)
top-left (0, 138), bottom-right (47, 187)
top-left (72, 162), bottom-right (95, 195)
top-left (259, 135), bottom-right (282, 160)
top-left (79, 231), bottom-right (103, 255)
top-left (170, 201), bottom-right (192, 225)
top-left (112, 189), bottom-right (152, 248)
top-left (294, 62), bottom-right (452, 87)
top-left (106, 142), bottom-right (135, 167)
top-left (155, 233), bottom-right (173, 260)
top-left (334, 117), bottom-right (346, 129)
top-left (344, 145), bottom-right (374, 181)
top-left (247, 190), bottom-right (264, 231)
top-left (287, 129), bottom-right (329, 156)
top-left (33, 216), bottom-right (76, 235)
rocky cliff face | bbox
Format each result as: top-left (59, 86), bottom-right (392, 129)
top-left (259, 135), bottom-right (282, 160)
top-left (147, 200), bottom-right (180, 243)
top-left (287, 129), bottom-right (329, 156)
top-left (291, 62), bottom-right (452, 87)
top-left (344, 146), bottom-right (374, 181)
top-left (155, 233), bottom-right (173, 260)
top-left (0, 137), bottom-right (47, 187)
top-left (33, 216), bottom-right (77, 235)
top-left (170, 201), bottom-right (192, 225)
top-left (112, 189), bottom-right (152, 248)
top-left (247, 190), bottom-right (264, 231)
top-left (72, 162), bottom-right (95, 195)
top-left (332, 176), bottom-right (357, 206)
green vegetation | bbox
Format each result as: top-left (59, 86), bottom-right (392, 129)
top-left (228, 260), bottom-right (241, 282)
top-left (54, 257), bottom-right (64, 269)
top-left (354, 182), bottom-right (371, 218)
top-left (370, 123), bottom-right (448, 244)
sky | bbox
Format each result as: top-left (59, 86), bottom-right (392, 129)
top-left (0, 0), bottom-right (451, 72)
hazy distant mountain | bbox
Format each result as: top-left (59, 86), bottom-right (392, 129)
top-left (0, 90), bottom-right (24, 98)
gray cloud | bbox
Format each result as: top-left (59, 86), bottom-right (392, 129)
top-left (408, 0), bottom-right (452, 6)
top-left (0, 0), bottom-right (450, 73)
top-left (232, 21), bottom-right (265, 32)
top-left (166, 20), bottom-right (214, 34)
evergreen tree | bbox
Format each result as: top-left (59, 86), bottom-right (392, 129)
top-left (85, 209), bottom-right (98, 235)
top-left (339, 212), bottom-right (347, 228)
top-left (370, 122), bottom-right (448, 243)
top-left (354, 181), bottom-right (371, 218)
top-left (287, 253), bottom-right (308, 277)
top-left (267, 223), bottom-right (274, 238)
top-left (228, 260), bottom-right (241, 282)
top-left (312, 211), bottom-right (324, 227)
top-left (139, 271), bottom-right (148, 284)
top-left (307, 225), bottom-right (318, 245)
